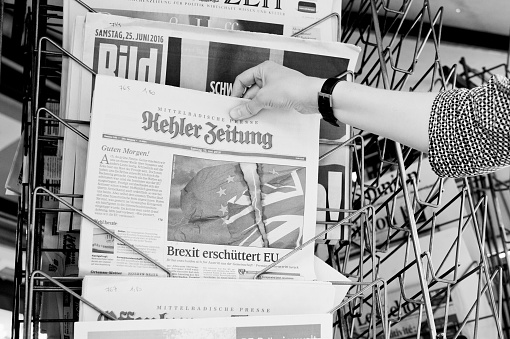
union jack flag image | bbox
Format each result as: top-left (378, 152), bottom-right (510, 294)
top-left (168, 155), bottom-right (306, 249)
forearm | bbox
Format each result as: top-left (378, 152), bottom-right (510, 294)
top-left (230, 61), bottom-right (437, 153)
top-left (231, 62), bottom-right (510, 178)
top-left (312, 78), bottom-right (436, 153)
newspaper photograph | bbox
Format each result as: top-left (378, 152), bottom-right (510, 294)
top-left (74, 313), bottom-right (333, 339)
top-left (62, 12), bottom-right (360, 234)
top-left (78, 74), bottom-right (320, 279)
top-left (80, 276), bottom-right (335, 321)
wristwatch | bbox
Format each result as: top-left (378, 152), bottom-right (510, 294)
top-left (317, 77), bottom-right (344, 127)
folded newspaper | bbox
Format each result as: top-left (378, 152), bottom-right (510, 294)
top-left (60, 0), bottom-right (342, 210)
top-left (60, 12), bottom-right (360, 242)
top-left (74, 313), bottom-right (333, 339)
top-left (78, 74), bottom-right (320, 279)
top-left (64, 0), bottom-right (342, 47)
top-left (60, 2), bottom-right (343, 211)
top-left (80, 276), bottom-right (336, 321)
top-left (80, 257), bottom-right (351, 321)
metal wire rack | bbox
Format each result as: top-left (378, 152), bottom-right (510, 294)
top-left (10, 0), bottom-right (510, 339)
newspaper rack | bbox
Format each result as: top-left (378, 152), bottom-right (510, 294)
top-left (23, 82), bottom-right (371, 339)
top-left (20, 3), bottom-right (367, 337)
top-left (12, 0), bottom-right (510, 339)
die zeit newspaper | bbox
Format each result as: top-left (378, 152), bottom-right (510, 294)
top-left (63, 13), bottom-right (360, 238)
top-left (63, 0), bottom-right (341, 57)
top-left (78, 74), bottom-right (320, 279)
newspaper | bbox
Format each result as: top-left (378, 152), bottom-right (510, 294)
top-left (74, 313), bottom-right (333, 339)
top-left (58, 15), bottom-right (87, 231)
top-left (80, 276), bottom-right (335, 321)
top-left (40, 213), bottom-right (80, 338)
top-left (78, 74), bottom-right (320, 279)
top-left (62, 12), bottom-right (360, 233)
top-left (5, 133), bottom-right (24, 195)
top-left (60, 0), bottom-right (341, 212)
top-left (60, 0), bottom-right (344, 231)
top-left (313, 256), bottom-right (352, 307)
top-left (64, 0), bottom-right (342, 52)
top-left (80, 258), bottom-right (351, 322)
top-left (61, 0), bottom-right (342, 106)
top-left (41, 226), bottom-right (65, 339)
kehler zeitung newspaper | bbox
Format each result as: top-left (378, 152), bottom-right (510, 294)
top-left (78, 75), bottom-right (320, 279)
top-left (74, 314), bottom-right (333, 339)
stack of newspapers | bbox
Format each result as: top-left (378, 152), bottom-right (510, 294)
top-left (36, 0), bottom-right (363, 338)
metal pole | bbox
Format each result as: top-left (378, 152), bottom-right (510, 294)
top-left (394, 145), bottom-right (437, 338)
top-left (0, 0), bottom-right (4, 80)
top-left (488, 175), bottom-right (510, 279)
top-left (368, 0), bottom-right (437, 337)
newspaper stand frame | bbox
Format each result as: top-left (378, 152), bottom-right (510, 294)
top-left (11, 0), bottom-right (510, 338)
top-left (16, 2), bottom-right (375, 338)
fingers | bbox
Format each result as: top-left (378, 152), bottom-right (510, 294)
top-left (229, 98), bottom-right (265, 120)
top-left (242, 84), bottom-right (260, 100)
top-left (229, 61), bottom-right (282, 120)
top-left (231, 65), bottom-right (262, 98)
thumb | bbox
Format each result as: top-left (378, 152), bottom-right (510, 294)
top-left (229, 98), bottom-right (265, 120)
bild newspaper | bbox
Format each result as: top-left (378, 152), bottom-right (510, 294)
top-left (60, 12), bottom-right (360, 241)
top-left (78, 74), bottom-right (321, 279)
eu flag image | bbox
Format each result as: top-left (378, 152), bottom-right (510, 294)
top-left (168, 155), bottom-right (306, 249)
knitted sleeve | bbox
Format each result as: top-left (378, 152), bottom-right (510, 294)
top-left (428, 75), bottom-right (510, 178)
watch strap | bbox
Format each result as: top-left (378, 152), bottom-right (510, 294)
top-left (318, 77), bottom-right (344, 127)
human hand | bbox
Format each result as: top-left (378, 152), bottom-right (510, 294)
top-left (229, 61), bottom-right (323, 120)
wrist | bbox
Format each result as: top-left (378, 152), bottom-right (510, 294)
top-left (307, 77), bottom-right (326, 113)
top-left (318, 77), bottom-right (344, 126)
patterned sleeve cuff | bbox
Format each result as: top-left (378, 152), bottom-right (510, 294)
top-left (428, 75), bottom-right (510, 178)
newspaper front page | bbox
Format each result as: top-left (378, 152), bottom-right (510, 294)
top-left (78, 75), bottom-right (320, 279)
top-left (80, 276), bottom-right (335, 321)
top-left (64, 12), bottom-right (360, 234)
top-left (74, 313), bottom-right (333, 339)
